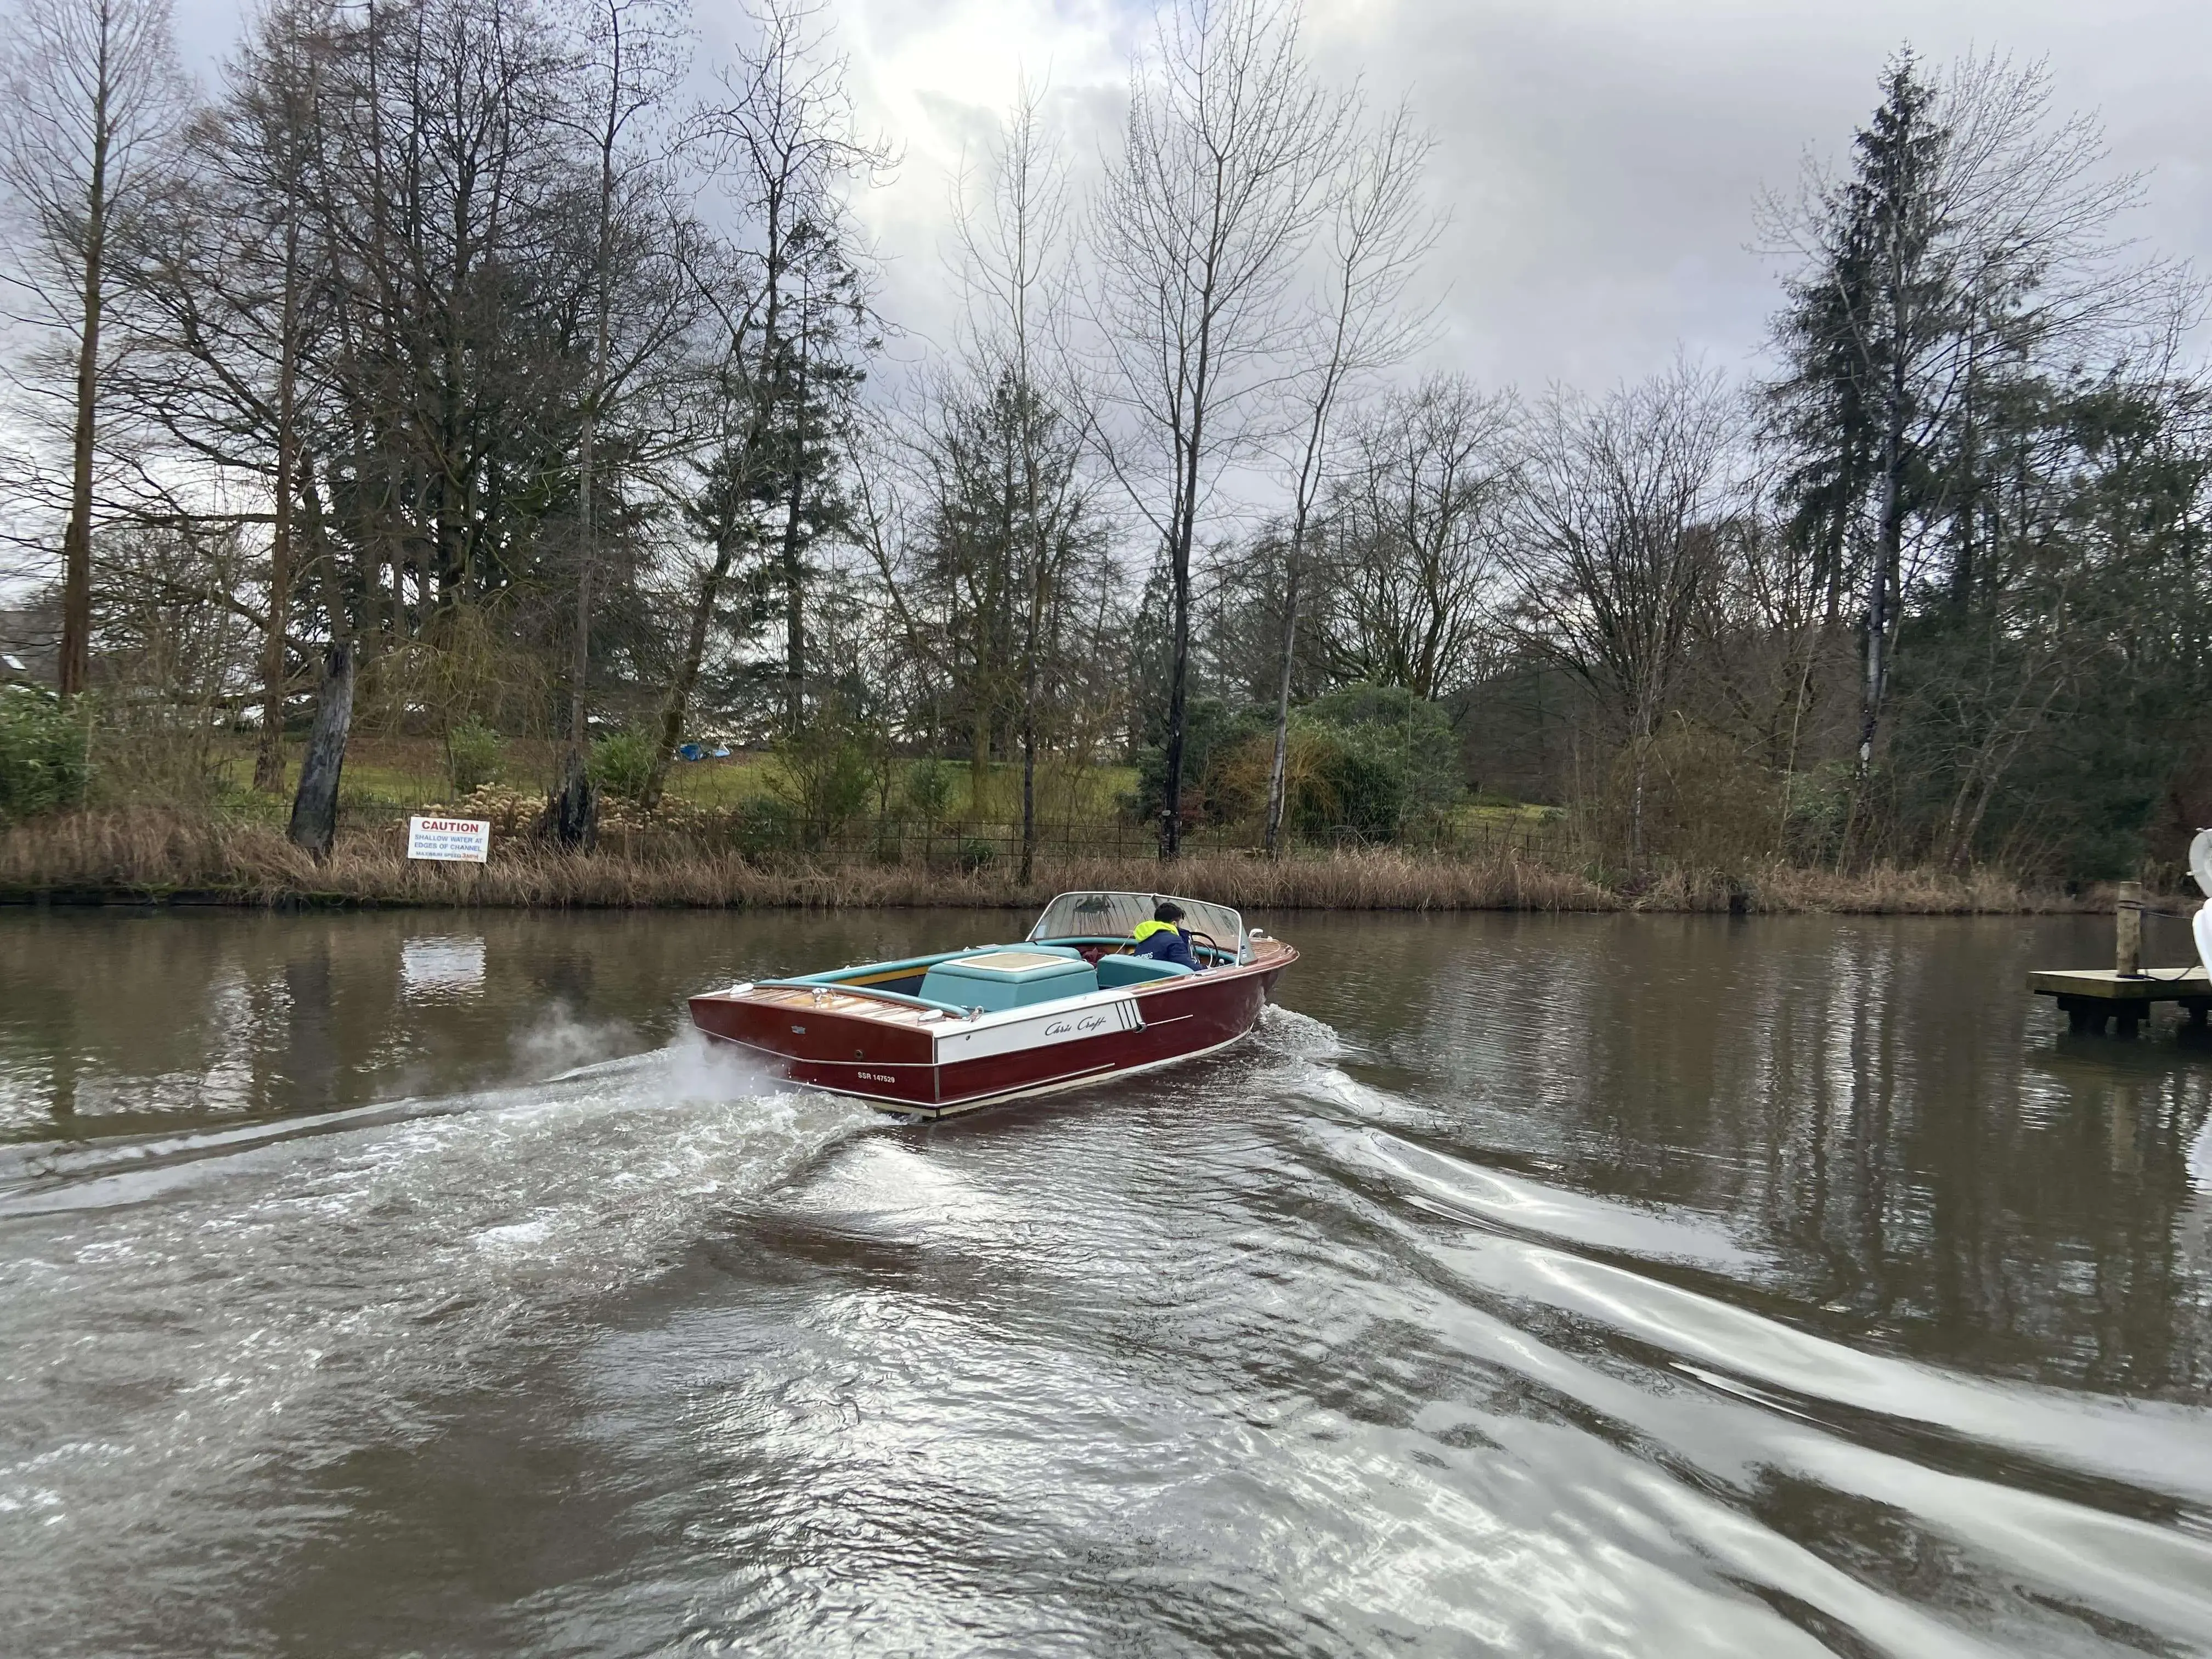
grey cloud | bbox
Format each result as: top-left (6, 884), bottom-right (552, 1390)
top-left (156, 0), bottom-right (2212, 396)
top-left (1325, 0), bottom-right (2212, 388)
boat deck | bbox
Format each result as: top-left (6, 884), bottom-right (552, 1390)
top-left (743, 982), bottom-right (945, 1026)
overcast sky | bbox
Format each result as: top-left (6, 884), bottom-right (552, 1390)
top-left (153, 0), bottom-right (2212, 395)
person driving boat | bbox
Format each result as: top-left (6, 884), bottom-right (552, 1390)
top-left (1130, 900), bottom-right (1201, 970)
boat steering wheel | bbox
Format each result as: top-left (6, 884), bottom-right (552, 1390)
top-left (1186, 929), bottom-right (1221, 969)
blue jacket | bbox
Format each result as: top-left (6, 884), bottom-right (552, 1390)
top-left (1130, 919), bottom-right (1198, 969)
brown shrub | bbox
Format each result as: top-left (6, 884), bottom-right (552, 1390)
top-left (1584, 722), bottom-right (1786, 873)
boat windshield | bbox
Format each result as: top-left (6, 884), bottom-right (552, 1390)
top-left (1028, 891), bottom-right (1246, 959)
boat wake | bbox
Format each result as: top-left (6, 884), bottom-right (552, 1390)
top-left (0, 1030), bottom-right (877, 1651)
top-left (1225, 1034), bottom-right (2212, 1657)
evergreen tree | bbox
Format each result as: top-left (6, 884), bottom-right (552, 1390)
top-left (1765, 50), bottom-right (1953, 781)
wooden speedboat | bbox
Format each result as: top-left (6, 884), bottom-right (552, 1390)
top-left (688, 892), bottom-right (1296, 1118)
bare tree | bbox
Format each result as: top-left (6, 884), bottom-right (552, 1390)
top-left (1319, 374), bottom-right (1511, 700)
top-left (1262, 98), bottom-right (1435, 854)
top-left (103, 0), bottom-right (332, 792)
top-left (1693, 491), bottom-right (1838, 850)
top-left (249, 45), bottom-right (312, 794)
top-left (551, 0), bottom-right (690, 847)
top-left (0, 0), bottom-right (189, 696)
top-left (645, 238), bottom-right (760, 810)
top-left (1510, 362), bottom-right (1739, 868)
top-left (1088, 0), bottom-right (1346, 858)
top-left (950, 79), bottom-right (1085, 881)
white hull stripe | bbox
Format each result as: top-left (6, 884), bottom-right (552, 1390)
top-left (930, 991), bottom-right (1144, 1063)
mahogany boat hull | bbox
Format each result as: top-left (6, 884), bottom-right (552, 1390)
top-left (689, 947), bottom-right (1293, 1119)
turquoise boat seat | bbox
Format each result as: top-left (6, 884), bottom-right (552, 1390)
top-left (1096, 954), bottom-right (1193, 989)
top-left (920, 949), bottom-right (1098, 1013)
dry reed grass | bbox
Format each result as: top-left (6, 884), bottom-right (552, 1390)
top-left (1734, 861), bottom-right (2071, 915)
top-left (0, 807), bottom-right (2092, 915)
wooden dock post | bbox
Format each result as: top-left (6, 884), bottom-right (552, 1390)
top-left (2117, 879), bottom-right (2144, 979)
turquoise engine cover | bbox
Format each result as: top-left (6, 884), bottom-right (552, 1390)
top-left (921, 949), bottom-right (1099, 1013)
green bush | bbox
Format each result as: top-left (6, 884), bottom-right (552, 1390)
top-left (730, 794), bottom-right (798, 859)
top-left (902, 758), bottom-right (956, 824)
top-left (446, 721), bottom-right (504, 795)
top-left (1306, 727), bottom-right (1404, 839)
top-left (1130, 685), bottom-right (1465, 840)
top-left (1307, 685), bottom-right (1463, 812)
top-left (1198, 686), bottom-right (1465, 842)
top-left (589, 730), bottom-right (658, 803)
top-left (0, 689), bottom-right (88, 824)
top-left (770, 718), bottom-right (877, 836)
top-left (1780, 759), bottom-right (1854, 865)
top-left (1128, 696), bottom-right (1265, 825)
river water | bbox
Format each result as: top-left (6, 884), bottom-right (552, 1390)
top-left (2, 907), bottom-right (2210, 1657)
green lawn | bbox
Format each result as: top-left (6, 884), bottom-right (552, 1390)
top-left (211, 736), bottom-right (1146, 826)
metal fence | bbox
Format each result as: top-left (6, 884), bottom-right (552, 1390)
top-left (366, 796), bottom-right (1567, 866)
top-left (634, 814), bottom-right (1567, 868)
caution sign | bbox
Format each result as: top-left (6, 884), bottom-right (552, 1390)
top-left (407, 816), bottom-right (491, 863)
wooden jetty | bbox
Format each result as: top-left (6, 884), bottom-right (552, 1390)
top-left (2030, 880), bottom-right (2212, 1034)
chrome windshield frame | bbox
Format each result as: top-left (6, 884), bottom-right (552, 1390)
top-left (1026, 891), bottom-right (1248, 962)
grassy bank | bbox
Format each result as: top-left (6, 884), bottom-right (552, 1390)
top-left (0, 807), bottom-right (2090, 915)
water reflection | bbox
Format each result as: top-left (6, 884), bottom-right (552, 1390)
top-left (0, 909), bottom-right (1003, 1141)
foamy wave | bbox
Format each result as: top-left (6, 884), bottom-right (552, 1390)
top-left (0, 1040), bottom-right (876, 1622)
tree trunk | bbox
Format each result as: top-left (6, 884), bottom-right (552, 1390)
top-left (1160, 445), bottom-right (1201, 862)
top-left (1858, 273), bottom-right (1910, 782)
top-left (780, 474), bottom-right (806, 732)
top-left (1629, 731), bottom-right (1649, 871)
top-left (1859, 416), bottom-right (1901, 776)
top-left (287, 640), bottom-right (355, 861)
top-left (1019, 713), bottom-right (1038, 886)
top-left (1263, 532), bottom-right (1305, 858)
top-left (59, 57), bottom-right (113, 699)
top-left (550, 744), bottom-right (596, 853)
top-left (1159, 348), bottom-right (1210, 862)
top-left (560, 46), bottom-right (619, 847)
top-left (571, 411), bottom-right (594, 757)
top-left (1950, 320), bottom-right (1979, 611)
top-left (256, 207), bottom-right (303, 793)
top-left (780, 295), bottom-right (811, 734)
top-left (555, 535), bottom-right (597, 848)
top-left (557, 329), bottom-right (600, 850)
top-left (643, 534), bottom-right (740, 810)
top-left (1160, 506), bottom-right (1200, 863)
top-left (1018, 535), bottom-right (1046, 887)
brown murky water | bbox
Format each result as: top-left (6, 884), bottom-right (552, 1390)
top-left (2, 906), bottom-right (2209, 1656)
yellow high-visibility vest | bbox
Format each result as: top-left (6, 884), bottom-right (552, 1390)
top-left (1131, 918), bottom-right (1181, 944)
